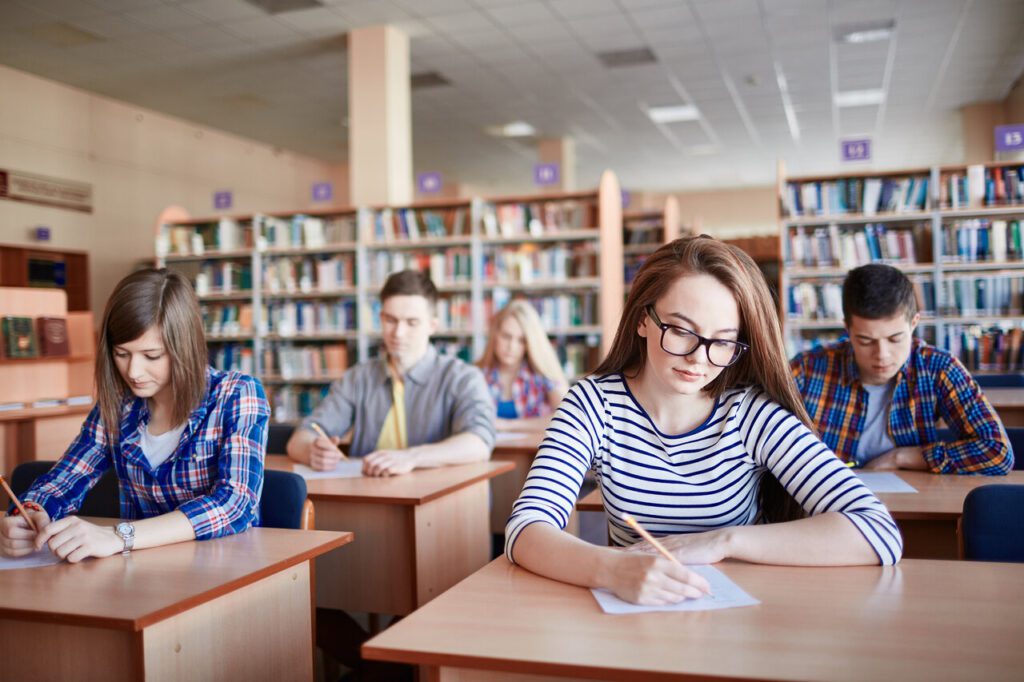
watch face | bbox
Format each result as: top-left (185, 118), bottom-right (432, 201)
top-left (117, 522), bottom-right (133, 536)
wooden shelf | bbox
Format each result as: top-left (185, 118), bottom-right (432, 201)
top-left (782, 211), bottom-right (932, 227)
top-left (939, 261), bottom-right (1024, 273)
top-left (206, 333), bottom-right (254, 342)
top-left (785, 264), bottom-right (935, 277)
top-left (261, 287), bottom-right (358, 299)
top-left (260, 374), bottom-right (344, 384)
top-left (365, 235), bottom-right (474, 250)
top-left (163, 248), bottom-right (253, 262)
top-left (938, 205), bottom-right (1024, 218)
top-left (484, 277), bottom-right (600, 291)
top-left (623, 244), bottom-right (661, 256)
top-left (0, 354), bottom-right (92, 365)
top-left (197, 291), bottom-right (253, 302)
top-left (264, 332), bottom-right (358, 342)
top-left (481, 229), bottom-right (597, 245)
top-left (261, 242), bottom-right (358, 256)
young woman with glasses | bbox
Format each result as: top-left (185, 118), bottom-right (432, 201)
top-left (504, 236), bottom-right (902, 605)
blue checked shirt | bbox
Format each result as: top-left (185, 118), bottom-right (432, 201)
top-left (791, 339), bottom-right (1012, 475)
top-left (23, 367), bottom-right (269, 540)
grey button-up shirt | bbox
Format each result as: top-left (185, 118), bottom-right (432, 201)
top-left (301, 345), bottom-right (496, 458)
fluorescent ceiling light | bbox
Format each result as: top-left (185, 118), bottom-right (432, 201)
top-left (838, 20), bottom-right (895, 44)
top-left (646, 104), bottom-right (700, 124)
top-left (485, 121), bottom-right (536, 137)
top-left (834, 89), bottom-right (885, 108)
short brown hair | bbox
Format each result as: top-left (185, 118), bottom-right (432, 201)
top-left (380, 270), bottom-right (438, 306)
top-left (96, 268), bottom-right (208, 441)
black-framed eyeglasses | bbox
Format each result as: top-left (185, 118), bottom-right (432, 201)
top-left (645, 305), bottom-right (749, 368)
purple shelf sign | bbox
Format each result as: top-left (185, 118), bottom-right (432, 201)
top-left (840, 138), bottom-right (871, 162)
top-left (534, 163), bottom-right (560, 187)
top-left (621, 189), bottom-right (631, 209)
top-left (417, 172), bottom-right (442, 194)
top-left (213, 190), bottom-right (232, 211)
top-left (312, 182), bottom-right (333, 202)
top-left (995, 124), bottom-right (1024, 153)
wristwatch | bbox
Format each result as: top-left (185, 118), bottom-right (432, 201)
top-left (114, 522), bottom-right (135, 555)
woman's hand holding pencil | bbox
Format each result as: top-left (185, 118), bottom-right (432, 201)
top-left (603, 513), bottom-right (713, 605)
top-left (0, 474), bottom-right (52, 558)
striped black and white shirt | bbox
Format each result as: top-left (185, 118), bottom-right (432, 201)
top-left (505, 374), bottom-right (903, 565)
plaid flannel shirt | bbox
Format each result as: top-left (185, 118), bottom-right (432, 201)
top-left (484, 364), bottom-right (555, 418)
top-left (22, 367), bottom-right (269, 539)
top-left (790, 339), bottom-right (1012, 475)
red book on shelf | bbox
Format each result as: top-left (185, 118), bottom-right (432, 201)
top-left (36, 317), bottom-right (70, 357)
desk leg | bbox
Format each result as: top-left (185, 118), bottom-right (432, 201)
top-left (141, 560), bottom-right (314, 680)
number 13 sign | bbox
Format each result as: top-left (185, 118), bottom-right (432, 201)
top-left (995, 124), bottom-right (1024, 152)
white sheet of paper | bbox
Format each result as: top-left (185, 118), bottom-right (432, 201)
top-left (0, 546), bottom-right (62, 570)
top-left (291, 460), bottom-right (364, 480)
top-left (855, 472), bottom-right (918, 493)
top-left (590, 564), bottom-right (760, 614)
top-left (495, 431), bottom-right (531, 443)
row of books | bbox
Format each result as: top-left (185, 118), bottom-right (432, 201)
top-left (480, 201), bottom-right (594, 238)
top-left (942, 324), bottom-right (1024, 372)
top-left (203, 304), bottom-right (253, 338)
top-left (939, 276), bottom-right (1024, 317)
top-left (264, 300), bottom-right (358, 337)
top-left (785, 224), bottom-right (921, 268)
top-left (164, 218), bottom-right (253, 256)
top-left (195, 262), bottom-right (253, 295)
top-left (941, 219), bottom-right (1024, 262)
top-left (486, 290), bottom-right (598, 329)
top-left (263, 255), bottom-right (355, 294)
top-left (262, 343), bottom-right (349, 379)
top-left (787, 281), bottom-right (936, 322)
top-left (782, 176), bottom-right (929, 218)
top-left (267, 384), bottom-right (330, 423)
top-left (625, 253), bottom-right (651, 284)
top-left (210, 343), bottom-right (255, 375)
top-left (939, 165), bottom-right (1024, 209)
top-left (367, 249), bottom-right (472, 287)
top-left (367, 207), bottom-right (468, 242)
top-left (0, 316), bottom-right (70, 358)
top-left (261, 214), bottom-right (357, 249)
top-left (482, 244), bottom-right (596, 283)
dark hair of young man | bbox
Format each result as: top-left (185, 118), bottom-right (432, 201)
top-left (842, 263), bottom-right (918, 324)
top-left (379, 269), bottom-right (439, 306)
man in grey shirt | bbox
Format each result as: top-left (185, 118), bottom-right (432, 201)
top-left (286, 269), bottom-right (496, 476)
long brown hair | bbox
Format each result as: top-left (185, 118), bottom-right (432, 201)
top-left (595, 235), bottom-right (811, 522)
top-left (96, 268), bottom-right (208, 441)
top-left (477, 300), bottom-right (567, 386)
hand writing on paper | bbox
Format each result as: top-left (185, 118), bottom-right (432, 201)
top-left (606, 552), bottom-right (712, 605)
top-left (362, 449), bottom-right (417, 477)
top-left (33, 516), bottom-right (122, 563)
top-left (0, 508), bottom-right (51, 557)
top-left (863, 446), bottom-right (926, 471)
top-left (309, 435), bottom-right (344, 471)
top-left (623, 528), bottom-right (729, 566)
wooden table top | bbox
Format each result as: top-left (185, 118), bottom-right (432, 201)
top-left (0, 403), bottom-right (93, 423)
top-left (985, 387), bottom-right (1024, 408)
top-left (266, 456), bottom-right (514, 505)
top-left (0, 527), bottom-right (352, 631)
top-left (364, 556), bottom-right (1024, 682)
top-left (577, 470), bottom-right (1024, 518)
top-left (493, 428), bottom-right (545, 455)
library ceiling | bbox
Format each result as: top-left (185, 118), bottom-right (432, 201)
top-left (0, 0), bottom-right (1021, 192)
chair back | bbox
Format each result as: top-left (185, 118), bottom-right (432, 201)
top-left (10, 460), bottom-right (121, 518)
top-left (266, 423), bottom-right (295, 455)
top-left (259, 469), bottom-right (311, 530)
top-left (961, 484), bottom-right (1024, 562)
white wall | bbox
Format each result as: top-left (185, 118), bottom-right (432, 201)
top-left (0, 64), bottom-right (348, 315)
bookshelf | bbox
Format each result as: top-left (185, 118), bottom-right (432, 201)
top-left (157, 169), bottom-right (624, 422)
top-left (623, 196), bottom-right (683, 289)
top-left (779, 161), bottom-right (1024, 372)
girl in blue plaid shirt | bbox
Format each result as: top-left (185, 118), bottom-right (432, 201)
top-left (1, 268), bottom-right (269, 562)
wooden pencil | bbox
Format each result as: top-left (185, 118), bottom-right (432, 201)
top-left (309, 422), bottom-right (349, 460)
top-left (0, 474), bottom-right (38, 533)
top-left (621, 512), bottom-right (681, 567)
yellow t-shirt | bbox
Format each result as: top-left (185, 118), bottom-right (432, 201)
top-left (375, 371), bottom-right (407, 451)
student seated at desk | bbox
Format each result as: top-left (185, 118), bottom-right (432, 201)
top-left (790, 264), bottom-right (1012, 474)
top-left (0, 269), bottom-right (269, 562)
top-left (286, 270), bottom-right (495, 475)
top-left (506, 236), bottom-right (903, 605)
top-left (478, 299), bottom-right (569, 430)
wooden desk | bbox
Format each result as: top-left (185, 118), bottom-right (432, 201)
top-left (364, 557), bottom-right (1024, 681)
top-left (491, 429), bottom-right (546, 534)
top-left (267, 456), bottom-right (514, 615)
top-left (987, 387), bottom-right (1024, 426)
top-left (1, 527), bottom-right (352, 681)
top-left (577, 471), bottom-right (1024, 559)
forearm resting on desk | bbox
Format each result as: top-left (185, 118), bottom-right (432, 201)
top-left (407, 431), bottom-right (491, 468)
top-left (722, 512), bottom-right (883, 566)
